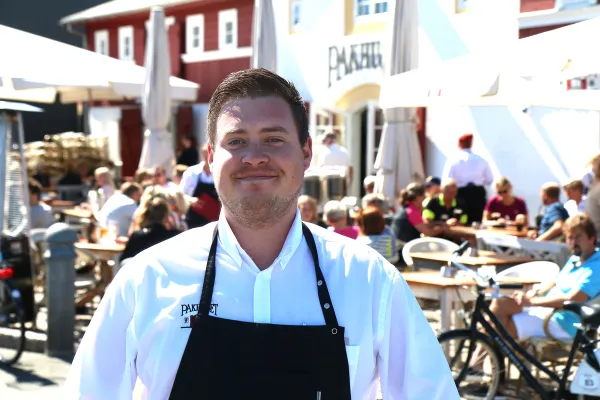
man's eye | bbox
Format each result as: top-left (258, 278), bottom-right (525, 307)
top-left (267, 137), bottom-right (284, 143)
top-left (228, 139), bottom-right (244, 145)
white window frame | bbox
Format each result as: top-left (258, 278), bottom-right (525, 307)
top-left (186, 14), bottom-right (205, 54)
top-left (355, 0), bottom-right (389, 22)
top-left (291, 1), bottom-right (301, 31)
top-left (218, 8), bottom-right (238, 50)
top-left (118, 26), bottom-right (134, 61)
top-left (94, 30), bottom-right (109, 56)
top-left (366, 102), bottom-right (383, 176)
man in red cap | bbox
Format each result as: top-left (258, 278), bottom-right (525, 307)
top-left (442, 133), bottom-right (494, 224)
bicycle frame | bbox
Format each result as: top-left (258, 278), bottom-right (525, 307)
top-left (460, 292), bottom-right (589, 400)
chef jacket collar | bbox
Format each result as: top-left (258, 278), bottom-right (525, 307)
top-left (217, 209), bottom-right (304, 271)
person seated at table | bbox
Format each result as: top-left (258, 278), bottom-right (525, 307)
top-left (323, 200), bottom-right (359, 239)
top-left (422, 179), bottom-right (468, 226)
top-left (119, 196), bottom-right (181, 262)
top-left (298, 195), bottom-right (328, 228)
top-left (356, 207), bottom-right (399, 264)
top-left (29, 179), bottom-right (55, 229)
top-left (528, 182), bottom-right (569, 242)
top-left (563, 179), bottom-right (587, 218)
top-left (33, 163), bottom-right (52, 190)
top-left (482, 177), bottom-right (528, 225)
top-left (86, 167), bottom-right (116, 212)
top-left (166, 187), bottom-right (189, 231)
top-left (152, 166), bottom-right (178, 190)
top-left (362, 193), bottom-right (394, 224)
top-left (423, 176), bottom-right (442, 207)
top-left (488, 214), bottom-right (600, 341)
top-left (97, 182), bottom-right (143, 237)
top-left (392, 183), bottom-right (448, 243)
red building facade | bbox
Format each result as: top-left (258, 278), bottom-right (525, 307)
top-left (61, 0), bottom-right (254, 176)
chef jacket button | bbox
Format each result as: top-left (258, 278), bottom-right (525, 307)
top-left (324, 303), bottom-right (330, 309)
top-left (317, 280), bottom-right (323, 286)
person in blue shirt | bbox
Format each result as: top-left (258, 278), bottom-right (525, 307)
top-left (528, 182), bottom-right (570, 242)
top-left (492, 213), bottom-right (600, 340)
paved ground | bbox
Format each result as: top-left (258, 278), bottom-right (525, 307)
top-left (0, 351), bottom-right (71, 399)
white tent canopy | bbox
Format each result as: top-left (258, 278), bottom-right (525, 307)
top-left (379, 16), bottom-right (600, 109)
top-left (0, 24), bottom-right (199, 104)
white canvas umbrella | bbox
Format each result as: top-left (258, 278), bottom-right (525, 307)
top-left (0, 24), bottom-right (198, 103)
top-left (374, 0), bottom-right (424, 201)
top-left (251, 0), bottom-right (277, 71)
top-left (138, 7), bottom-right (175, 176)
top-left (379, 16), bottom-right (600, 109)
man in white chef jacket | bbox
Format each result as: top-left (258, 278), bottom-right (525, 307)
top-left (64, 69), bottom-right (459, 399)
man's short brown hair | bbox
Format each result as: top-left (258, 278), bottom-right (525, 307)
top-left (563, 179), bottom-right (584, 192)
top-left (564, 213), bottom-right (596, 239)
top-left (542, 182), bottom-right (561, 199)
top-left (120, 182), bottom-right (143, 198)
top-left (206, 68), bottom-right (309, 148)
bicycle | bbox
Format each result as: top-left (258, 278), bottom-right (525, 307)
top-left (438, 241), bottom-right (600, 400)
top-left (0, 258), bottom-right (26, 365)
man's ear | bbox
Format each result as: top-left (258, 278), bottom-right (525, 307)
top-left (207, 144), bottom-right (214, 166)
top-left (303, 137), bottom-right (313, 172)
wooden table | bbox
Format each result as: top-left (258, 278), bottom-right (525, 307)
top-left (446, 225), bottom-right (530, 240)
top-left (410, 250), bottom-right (534, 270)
top-left (62, 208), bottom-right (94, 220)
top-left (402, 270), bottom-right (540, 333)
top-left (74, 241), bottom-right (125, 307)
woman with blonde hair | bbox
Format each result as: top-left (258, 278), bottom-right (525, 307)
top-left (297, 195), bottom-right (327, 228)
top-left (482, 177), bottom-right (528, 224)
top-left (119, 196), bottom-right (180, 262)
top-left (167, 188), bottom-right (189, 231)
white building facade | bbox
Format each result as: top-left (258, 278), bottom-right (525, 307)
top-left (274, 0), bottom-right (600, 217)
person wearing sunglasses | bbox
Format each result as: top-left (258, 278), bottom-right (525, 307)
top-left (482, 177), bottom-right (528, 225)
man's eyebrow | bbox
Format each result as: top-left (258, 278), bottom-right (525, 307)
top-left (223, 126), bottom-right (290, 136)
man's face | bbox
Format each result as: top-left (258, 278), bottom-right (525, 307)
top-left (208, 96), bottom-right (312, 227)
top-left (497, 185), bottom-right (512, 201)
top-left (541, 189), bottom-right (549, 205)
top-left (566, 227), bottom-right (596, 257)
top-left (153, 168), bottom-right (167, 185)
top-left (426, 184), bottom-right (441, 197)
top-left (443, 184), bottom-right (457, 200)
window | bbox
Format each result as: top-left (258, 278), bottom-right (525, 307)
top-left (356, 0), bottom-right (388, 18)
top-left (118, 26), bottom-right (134, 61)
top-left (186, 14), bottom-right (204, 53)
top-left (291, 1), bottom-right (301, 31)
top-left (218, 9), bottom-right (238, 49)
top-left (94, 30), bottom-right (109, 56)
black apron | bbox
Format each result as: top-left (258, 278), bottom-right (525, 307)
top-left (186, 174), bottom-right (219, 229)
top-left (168, 223), bottom-right (352, 399)
top-left (457, 183), bottom-right (486, 224)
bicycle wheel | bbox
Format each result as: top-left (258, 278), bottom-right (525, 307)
top-left (0, 280), bottom-right (26, 365)
top-left (438, 329), bottom-right (504, 400)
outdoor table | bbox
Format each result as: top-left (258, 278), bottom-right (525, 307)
top-left (401, 270), bottom-right (540, 333)
top-left (409, 250), bottom-right (534, 272)
top-left (62, 208), bottom-right (94, 220)
top-left (74, 241), bottom-right (125, 307)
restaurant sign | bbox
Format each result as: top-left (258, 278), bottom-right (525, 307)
top-left (328, 40), bottom-right (383, 88)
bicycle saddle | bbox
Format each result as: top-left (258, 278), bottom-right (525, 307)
top-left (563, 301), bottom-right (600, 327)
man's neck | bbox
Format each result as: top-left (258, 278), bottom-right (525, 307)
top-left (573, 195), bottom-right (582, 204)
top-left (579, 249), bottom-right (596, 263)
top-left (225, 208), bottom-right (297, 271)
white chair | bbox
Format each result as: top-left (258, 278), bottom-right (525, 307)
top-left (402, 237), bottom-right (459, 270)
top-left (495, 261), bottom-right (560, 292)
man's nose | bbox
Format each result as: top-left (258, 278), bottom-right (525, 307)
top-left (241, 143), bottom-right (269, 166)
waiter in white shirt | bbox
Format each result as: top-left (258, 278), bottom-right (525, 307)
top-left (442, 133), bottom-right (494, 224)
top-left (319, 132), bottom-right (353, 185)
top-left (64, 69), bottom-right (458, 399)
